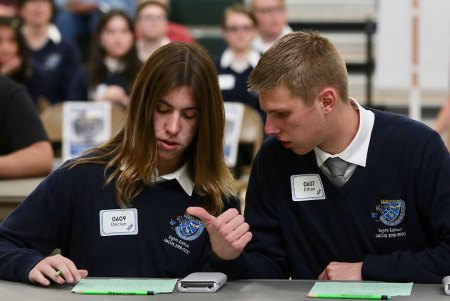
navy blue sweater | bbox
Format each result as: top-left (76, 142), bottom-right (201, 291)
top-left (28, 37), bottom-right (82, 104)
top-left (213, 109), bottom-right (450, 283)
top-left (0, 162), bottom-right (239, 283)
top-left (214, 55), bottom-right (265, 122)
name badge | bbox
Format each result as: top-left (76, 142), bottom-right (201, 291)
top-left (218, 74), bottom-right (236, 90)
top-left (291, 174), bottom-right (326, 201)
top-left (100, 208), bottom-right (138, 236)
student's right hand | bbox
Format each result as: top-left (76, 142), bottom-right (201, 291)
top-left (28, 254), bottom-right (88, 286)
top-left (187, 207), bottom-right (252, 260)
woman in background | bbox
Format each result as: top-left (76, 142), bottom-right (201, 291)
top-left (215, 4), bottom-right (263, 120)
top-left (69, 10), bottom-right (142, 106)
top-left (0, 16), bottom-right (30, 84)
top-left (17, 0), bottom-right (82, 105)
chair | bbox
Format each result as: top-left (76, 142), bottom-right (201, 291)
top-left (40, 102), bottom-right (127, 156)
top-left (235, 104), bottom-right (264, 212)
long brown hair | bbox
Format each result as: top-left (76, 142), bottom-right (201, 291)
top-left (72, 42), bottom-right (237, 216)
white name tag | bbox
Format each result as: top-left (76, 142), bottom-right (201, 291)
top-left (100, 208), bottom-right (138, 236)
top-left (218, 74), bottom-right (236, 90)
top-left (291, 174), bottom-right (326, 201)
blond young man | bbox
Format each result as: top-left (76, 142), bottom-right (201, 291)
top-left (190, 31), bottom-right (450, 283)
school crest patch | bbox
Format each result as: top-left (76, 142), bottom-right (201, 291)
top-left (371, 199), bottom-right (406, 226)
top-left (170, 213), bottom-right (205, 241)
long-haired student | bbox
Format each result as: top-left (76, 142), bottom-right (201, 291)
top-left (0, 42), bottom-right (239, 285)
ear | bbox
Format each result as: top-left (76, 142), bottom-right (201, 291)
top-left (318, 87), bottom-right (337, 114)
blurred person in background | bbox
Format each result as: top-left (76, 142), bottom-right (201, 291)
top-left (0, 0), bottom-right (16, 16)
top-left (215, 4), bottom-right (264, 179)
top-left (68, 10), bottom-right (142, 106)
top-left (0, 75), bottom-right (53, 178)
top-left (0, 16), bottom-right (49, 103)
top-left (0, 16), bottom-right (31, 83)
top-left (135, 0), bottom-right (170, 63)
top-left (215, 4), bottom-right (262, 119)
top-left (17, 0), bottom-right (82, 106)
top-left (249, 0), bottom-right (291, 54)
top-left (137, 0), bottom-right (193, 43)
top-left (54, 0), bottom-right (136, 60)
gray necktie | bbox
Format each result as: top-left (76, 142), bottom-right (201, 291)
top-left (324, 157), bottom-right (349, 187)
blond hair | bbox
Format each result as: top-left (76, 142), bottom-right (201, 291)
top-left (71, 43), bottom-right (237, 216)
top-left (248, 31), bottom-right (348, 105)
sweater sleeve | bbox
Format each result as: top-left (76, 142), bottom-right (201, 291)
top-left (0, 167), bottom-right (73, 283)
top-left (362, 132), bottom-right (450, 283)
top-left (211, 146), bottom-right (290, 279)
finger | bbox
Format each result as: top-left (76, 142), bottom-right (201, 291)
top-left (214, 208), bottom-right (241, 225)
top-left (224, 221), bottom-right (249, 242)
top-left (78, 269), bottom-right (89, 280)
top-left (41, 264), bottom-right (65, 285)
top-left (186, 207), bottom-right (215, 224)
top-left (233, 231), bottom-right (253, 250)
top-left (29, 269), bottom-right (51, 286)
top-left (318, 268), bottom-right (327, 280)
top-left (59, 256), bottom-right (89, 283)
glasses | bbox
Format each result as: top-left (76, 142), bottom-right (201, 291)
top-left (139, 15), bottom-right (166, 22)
top-left (254, 5), bottom-right (285, 15)
top-left (224, 25), bottom-right (255, 33)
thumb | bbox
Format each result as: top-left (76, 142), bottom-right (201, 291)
top-left (186, 207), bottom-right (215, 224)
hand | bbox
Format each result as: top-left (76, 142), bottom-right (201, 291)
top-left (28, 254), bottom-right (88, 286)
top-left (97, 85), bottom-right (129, 106)
top-left (318, 261), bottom-right (363, 281)
top-left (186, 207), bottom-right (252, 260)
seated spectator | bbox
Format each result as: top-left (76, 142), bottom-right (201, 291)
top-left (250, 0), bottom-right (292, 53)
top-left (0, 42), bottom-right (238, 284)
top-left (17, 0), bottom-right (82, 105)
top-left (0, 16), bottom-right (30, 84)
top-left (54, 0), bottom-right (136, 60)
top-left (215, 5), bottom-right (263, 178)
top-left (0, 0), bottom-right (16, 16)
top-left (68, 10), bottom-right (142, 106)
top-left (215, 4), bottom-right (262, 119)
top-left (0, 75), bottom-right (53, 178)
top-left (136, 0), bottom-right (193, 43)
top-left (0, 16), bottom-right (50, 105)
top-left (135, 0), bottom-right (170, 62)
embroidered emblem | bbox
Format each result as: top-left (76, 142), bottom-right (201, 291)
top-left (371, 199), bottom-right (406, 226)
top-left (170, 213), bottom-right (205, 241)
top-left (43, 53), bottom-right (61, 70)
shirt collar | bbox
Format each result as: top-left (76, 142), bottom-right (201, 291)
top-left (21, 24), bottom-right (61, 48)
top-left (47, 24), bottom-right (62, 44)
top-left (314, 98), bottom-right (375, 168)
top-left (136, 37), bottom-right (170, 62)
top-left (220, 48), bottom-right (261, 72)
top-left (155, 163), bottom-right (194, 196)
top-left (104, 57), bottom-right (125, 73)
top-left (253, 25), bottom-right (293, 53)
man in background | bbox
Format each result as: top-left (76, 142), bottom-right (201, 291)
top-left (0, 75), bottom-right (53, 178)
top-left (249, 0), bottom-right (291, 53)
